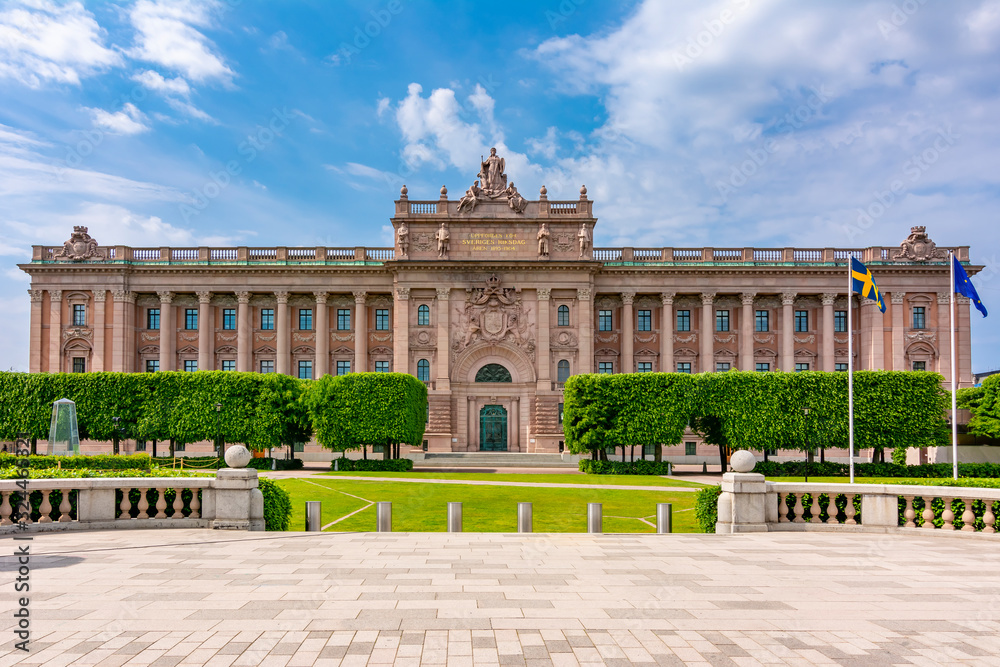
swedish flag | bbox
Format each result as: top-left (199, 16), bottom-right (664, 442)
top-left (954, 256), bottom-right (988, 317)
top-left (851, 257), bottom-right (885, 313)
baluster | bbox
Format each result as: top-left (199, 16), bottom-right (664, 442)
top-left (172, 489), bottom-right (184, 518)
top-left (984, 502), bottom-right (996, 534)
top-left (154, 489), bottom-right (167, 519)
top-left (825, 494), bottom-right (839, 524)
top-left (188, 489), bottom-right (200, 519)
top-left (922, 497), bottom-right (936, 529)
top-left (16, 492), bottom-right (32, 525)
top-left (961, 498), bottom-right (976, 532)
top-left (0, 491), bottom-right (11, 526)
top-left (844, 494), bottom-right (857, 525)
top-left (903, 496), bottom-right (916, 528)
top-left (58, 490), bottom-right (72, 523)
top-left (137, 488), bottom-right (149, 520)
top-left (810, 494), bottom-right (822, 523)
top-left (792, 494), bottom-right (805, 523)
top-left (941, 497), bottom-right (955, 530)
top-left (119, 487), bottom-right (131, 519)
top-left (778, 493), bottom-right (789, 523)
top-left (38, 489), bottom-right (53, 523)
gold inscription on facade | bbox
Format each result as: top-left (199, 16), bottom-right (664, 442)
top-left (460, 232), bottom-right (526, 253)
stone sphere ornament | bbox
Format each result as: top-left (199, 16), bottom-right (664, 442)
top-left (224, 444), bottom-right (252, 469)
top-left (730, 450), bottom-right (757, 473)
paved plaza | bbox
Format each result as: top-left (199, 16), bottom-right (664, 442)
top-left (3, 530), bottom-right (999, 666)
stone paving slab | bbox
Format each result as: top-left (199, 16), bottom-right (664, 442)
top-left (1, 530), bottom-right (999, 665)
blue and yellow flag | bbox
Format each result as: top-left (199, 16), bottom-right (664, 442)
top-left (954, 256), bottom-right (988, 318)
top-left (851, 257), bottom-right (885, 313)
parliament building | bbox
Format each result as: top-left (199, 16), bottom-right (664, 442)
top-left (20, 150), bottom-right (979, 456)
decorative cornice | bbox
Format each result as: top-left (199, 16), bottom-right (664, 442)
top-left (537, 288), bottom-right (551, 301)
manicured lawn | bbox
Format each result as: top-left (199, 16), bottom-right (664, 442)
top-left (279, 477), bottom-right (702, 533)
top-left (320, 470), bottom-right (709, 488)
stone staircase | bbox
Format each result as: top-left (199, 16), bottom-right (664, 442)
top-left (414, 452), bottom-right (579, 469)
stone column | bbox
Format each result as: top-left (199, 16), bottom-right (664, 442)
top-left (936, 293), bottom-right (951, 382)
top-left (781, 292), bottom-right (796, 371)
top-left (29, 290), bottom-right (43, 373)
top-left (157, 291), bottom-right (174, 372)
top-left (510, 397), bottom-right (519, 451)
top-left (111, 290), bottom-right (133, 372)
top-left (91, 290), bottom-right (106, 372)
top-left (393, 287), bottom-right (410, 373)
top-left (821, 293), bottom-right (837, 372)
top-left (890, 292), bottom-right (905, 371)
top-left (354, 291), bottom-right (368, 372)
top-left (275, 291), bottom-right (290, 375)
top-left (621, 291), bottom-right (635, 373)
top-left (236, 291), bottom-right (251, 372)
top-left (660, 293), bottom-right (674, 373)
top-left (578, 288), bottom-right (593, 374)
top-left (740, 292), bottom-right (755, 371)
top-left (700, 293), bottom-right (715, 373)
top-left (198, 291), bottom-right (212, 371)
top-left (48, 290), bottom-right (62, 373)
top-left (314, 292), bottom-right (329, 377)
top-left (957, 295), bottom-right (973, 388)
top-left (436, 288), bottom-right (451, 390)
top-left (468, 396), bottom-right (477, 450)
top-left (536, 288), bottom-right (551, 388)
top-left (123, 292), bottom-right (136, 372)
top-left (870, 301), bottom-right (886, 370)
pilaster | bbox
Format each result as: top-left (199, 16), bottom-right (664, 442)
top-left (157, 291), bottom-right (174, 372)
top-left (354, 291), bottom-right (368, 372)
top-left (781, 292), bottom-right (796, 371)
top-left (957, 295), bottom-right (973, 388)
top-left (660, 293), bottom-right (674, 373)
top-left (236, 291), bottom-right (251, 372)
top-left (198, 291), bottom-right (212, 372)
top-left (436, 288), bottom-right (451, 390)
top-left (577, 288), bottom-right (593, 374)
top-left (29, 290), bottom-right (43, 373)
top-left (393, 287), bottom-right (410, 373)
top-left (700, 293), bottom-right (715, 373)
top-left (112, 290), bottom-right (133, 372)
top-left (937, 293), bottom-right (951, 382)
top-left (740, 292), bottom-right (755, 371)
top-left (890, 292), bottom-right (905, 372)
top-left (621, 291), bottom-right (635, 373)
top-left (821, 293), bottom-right (837, 372)
top-left (314, 292), bottom-right (329, 377)
top-left (275, 291), bottom-right (290, 375)
top-left (536, 288), bottom-right (551, 388)
top-left (48, 289), bottom-right (62, 373)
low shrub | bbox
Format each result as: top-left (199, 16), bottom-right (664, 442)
top-left (0, 453), bottom-right (152, 470)
top-left (149, 456), bottom-right (305, 471)
top-left (578, 460), bottom-right (673, 475)
top-left (755, 460), bottom-right (1000, 479)
top-left (695, 485), bottom-right (722, 533)
top-left (247, 457), bottom-right (304, 471)
top-left (330, 457), bottom-right (413, 472)
top-left (257, 477), bottom-right (291, 531)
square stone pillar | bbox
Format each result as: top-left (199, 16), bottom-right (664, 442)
top-left (158, 291), bottom-right (175, 371)
top-left (578, 288), bottom-right (593, 374)
top-left (275, 291), bottom-right (290, 375)
top-left (236, 291), bottom-right (251, 372)
top-left (716, 472), bottom-right (768, 534)
top-left (780, 292), bottom-right (796, 371)
top-left (740, 292), bottom-right (755, 371)
top-left (436, 288), bottom-right (450, 390)
top-left (354, 291), bottom-right (368, 372)
top-left (890, 292), bottom-right (905, 371)
top-left (660, 293), bottom-right (674, 373)
top-left (393, 287), bottom-right (409, 373)
top-left (700, 293), bottom-right (715, 373)
top-left (862, 300), bottom-right (885, 370)
top-left (936, 293), bottom-right (951, 382)
top-left (198, 291), bottom-right (213, 371)
top-left (48, 289), bottom-right (62, 373)
top-left (957, 295), bottom-right (973, 388)
top-left (821, 293), bottom-right (836, 371)
top-left (112, 290), bottom-right (134, 373)
top-left (92, 290), bottom-right (106, 372)
top-left (211, 468), bottom-right (264, 531)
top-left (314, 292), bottom-right (329, 377)
top-left (536, 288), bottom-right (551, 388)
top-left (29, 290), bottom-right (43, 373)
top-left (621, 292), bottom-right (635, 373)
top-left (123, 292), bottom-right (136, 372)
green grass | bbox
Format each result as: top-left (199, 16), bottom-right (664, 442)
top-left (279, 477), bottom-right (701, 533)
top-left (319, 470), bottom-right (709, 488)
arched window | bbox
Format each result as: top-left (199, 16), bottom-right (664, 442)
top-left (417, 304), bottom-right (430, 326)
top-left (557, 305), bottom-right (570, 327)
top-left (557, 360), bottom-right (570, 383)
top-left (475, 363), bottom-right (512, 382)
top-left (417, 358), bottom-right (430, 382)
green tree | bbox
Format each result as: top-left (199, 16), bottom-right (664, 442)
top-left (968, 374), bottom-right (1000, 439)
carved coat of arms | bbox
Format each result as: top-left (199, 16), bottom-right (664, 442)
top-left (892, 226), bottom-right (947, 262)
top-left (453, 274), bottom-right (534, 361)
top-left (54, 226), bottom-right (101, 261)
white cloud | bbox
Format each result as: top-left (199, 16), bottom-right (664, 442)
top-left (164, 97), bottom-right (213, 122)
top-left (132, 69), bottom-right (190, 96)
top-left (0, 0), bottom-right (122, 87)
top-left (376, 97), bottom-right (391, 119)
top-left (86, 102), bottom-right (149, 135)
top-left (128, 0), bottom-right (234, 84)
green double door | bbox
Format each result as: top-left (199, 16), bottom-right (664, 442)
top-left (479, 405), bottom-right (508, 451)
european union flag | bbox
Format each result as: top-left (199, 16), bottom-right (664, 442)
top-left (851, 258), bottom-right (885, 313)
top-left (954, 256), bottom-right (988, 317)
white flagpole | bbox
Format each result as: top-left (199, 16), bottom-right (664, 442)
top-left (848, 260), bottom-right (855, 484)
top-left (950, 250), bottom-right (958, 480)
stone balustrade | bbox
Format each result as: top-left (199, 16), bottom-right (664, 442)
top-left (717, 472), bottom-right (1000, 535)
top-left (0, 468), bottom-right (264, 533)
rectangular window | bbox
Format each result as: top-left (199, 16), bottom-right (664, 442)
top-left (336, 360), bottom-right (351, 375)
top-left (72, 357), bottom-right (86, 373)
top-left (676, 362), bottom-right (691, 374)
top-left (297, 360), bottom-right (313, 379)
top-left (260, 360), bottom-right (274, 374)
top-left (685, 442), bottom-right (697, 456)
top-left (72, 304), bottom-right (86, 326)
top-left (756, 363), bottom-right (770, 372)
top-left (716, 310), bottom-right (730, 332)
top-left (293, 442), bottom-right (305, 453)
top-left (221, 360), bottom-right (235, 371)
top-left (337, 309), bottom-right (351, 330)
top-left (913, 361), bottom-right (926, 371)
top-left (912, 307), bottom-right (926, 330)
top-left (135, 441), bottom-right (146, 452)
top-left (145, 359), bottom-right (159, 373)
top-left (185, 308), bottom-right (198, 330)
top-left (375, 360), bottom-right (390, 372)
top-left (375, 309), bottom-right (389, 330)
top-left (835, 363), bottom-right (848, 372)
top-left (558, 402), bottom-right (564, 425)
top-left (222, 308), bottom-right (236, 330)
top-left (794, 310), bottom-right (809, 332)
top-left (834, 310), bottom-right (848, 332)
top-left (299, 309), bottom-right (313, 331)
top-left (184, 360), bottom-right (198, 372)
top-left (637, 310), bottom-right (651, 332)
top-left (598, 361), bottom-right (614, 374)
top-left (676, 310), bottom-right (691, 332)
top-left (755, 310), bottom-right (769, 332)
top-left (174, 442), bottom-right (185, 452)
top-left (598, 310), bottom-right (613, 331)
top-left (260, 309), bottom-right (274, 330)
top-left (716, 362), bottom-right (730, 372)
top-left (147, 308), bottom-right (160, 330)
top-left (795, 363), bottom-right (809, 372)
top-left (637, 362), bottom-right (653, 373)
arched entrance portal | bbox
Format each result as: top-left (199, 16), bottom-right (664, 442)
top-left (479, 405), bottom-right (508, 451)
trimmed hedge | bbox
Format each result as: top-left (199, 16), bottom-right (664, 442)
top-left (755, 460), bottom-right (1000, 479)
top-left (695, 485), bottom-right (722, 533)
top-left (0, 453), bottom-right (151, 470)
top-left (330, 457), bottom-right (414, 472)
top-left (149, 456), bottom-right (305, 471)
top-left (577, 460), bottom-right (672, 475)
top-left (968, 374), bottom-right (1000, 438)
top-left (257, 477), bottom-right (291, 531)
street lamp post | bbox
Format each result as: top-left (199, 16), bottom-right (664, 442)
top-left (112, 416), bottom-right (121, 455)
top-left (214, 402), bottom-right (223, 458)
top-left (801, 407), bottom-right (811, 483)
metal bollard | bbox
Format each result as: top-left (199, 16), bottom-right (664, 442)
top-left (517, 502), bottom-right (533, 533)
top-left (656, 503), bottom-right (673, 534)
top-left (376, 502), bottom-right (392, 532)
top-left (587, 503), bottom-right (602, 533)
top-left (305, 501), bottom-right (321, 532)
top-left (447, 502), bottom-right (463, 532)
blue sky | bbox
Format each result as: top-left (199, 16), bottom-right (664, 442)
top-left (0, 0), bottom-right (997, 372)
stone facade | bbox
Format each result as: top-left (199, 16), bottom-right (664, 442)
top-left (19, 155), bottom-right (980, 454)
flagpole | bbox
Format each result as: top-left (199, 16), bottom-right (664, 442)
top-left (950, 250), bottom-right (958, 480)
top-left (848, 259), bottom-right (855, 484)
